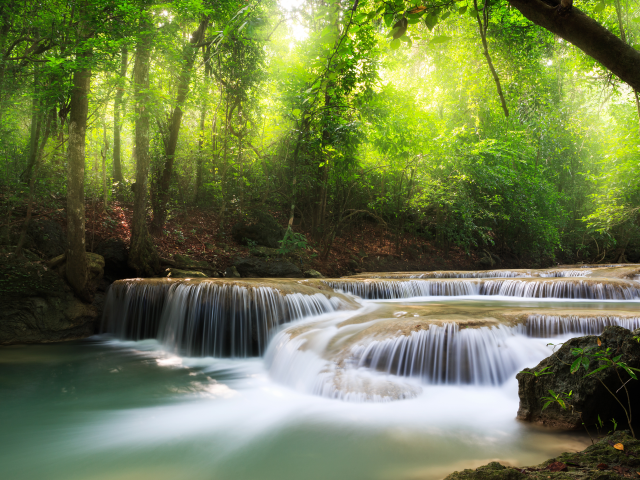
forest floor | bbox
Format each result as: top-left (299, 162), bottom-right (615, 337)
top-left (16, 198), bottom-right (484, 277)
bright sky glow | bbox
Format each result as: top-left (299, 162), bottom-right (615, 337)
top-left (279, 0), bottom-right (309, 42)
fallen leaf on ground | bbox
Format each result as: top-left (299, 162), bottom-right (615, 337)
top-left (596, 463), bottom-right (608, 470)
top-left (614, 443), bottom-right (625, 451)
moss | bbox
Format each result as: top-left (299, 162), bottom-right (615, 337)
top-left (445, 431), bottom-right (640, 480)
top-left (0, 252), bottom-right (68, 298)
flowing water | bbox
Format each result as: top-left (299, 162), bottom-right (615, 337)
top-left (2, 267), bottom-right (640, 480)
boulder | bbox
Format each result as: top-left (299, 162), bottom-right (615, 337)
top-left (0, 253), bottom-right (98, 344)
top-left (48, 252), bottom-right (105, 288)
top-left (249, 246), bottom-right (280, 257)
top-left (172, 253), bottom-right (217, 276)
top-left (22, 219), bottom-right (67, 259)
top-left (232, 211), bottom-right (285, 249)
top-left (225, 266), bottom-right (241, 278)
top-left (165, 268), bottom-right (208, 278)
top-left (516, 326), bottom-right (640, 431)
top-left (234, 257), bottom-right (302, 278)
top-left (304, 269), bottom-right (324, 278)
top-left (95, 238), bottom-right (135, 280)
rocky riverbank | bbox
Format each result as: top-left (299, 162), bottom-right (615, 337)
top-left (444, 431), bottom-right (640, 479)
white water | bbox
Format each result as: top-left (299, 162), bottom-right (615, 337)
top-left (102, 280), bottom-right (346, 356)
top-left (325, 278), bottom-right (640, 300)
top-left (8, 270), bottom-right (640, 479)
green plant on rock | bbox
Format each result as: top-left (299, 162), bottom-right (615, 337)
top-left (570, 342), bottom-right (640, 438)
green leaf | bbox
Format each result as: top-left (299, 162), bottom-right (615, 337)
top-left (570, 358), bottom-right (581, 374)
top-left (594, 1), bottom-right (606, 13)
top-left (390, 38), bottom-right (401, 49)
top-left (424, 13), bottom-right (438, 30)
top-left (542, 400), bottom-right (553, 411)
top-left (430, 35), bottom-right (452, 44)
top-left (584, 365), bottom-right (608, 377)
top-left (384, 14), bottom-right (394, 27)
top-left (459, 6), bottom-right (468, 14)
top-left (354, 13), bottom-right (367, 22)
top-left (292, 109), bottom-right (301, 116)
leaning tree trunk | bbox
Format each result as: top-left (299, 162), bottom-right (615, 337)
top-left (128, 22), bottom-right (159, 277)
top-left (66, 46), bottom-right (92, 301)
top-left (112, 46), bottom-right (127, 184)
top-left (150, 18), bottom-right (208, 234)
top-left (507, 0), bottom-right (640, 91)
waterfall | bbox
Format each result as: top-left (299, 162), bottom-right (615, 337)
top-left (323, 279), bottom-right (480, 299)
top-left (361, 271), bottom-right (526, 279)
top-left (539, 270), bottom-right (590, 278)
top-left (323, 278), bottom-right (640, 300)
top-left (102, 279), bottom-right (348, 357)
top-left (480, 279), bottom-right (640, 299)
top-left (349, 324), bottom-right (547, 386)
top-left (519, 314), bottom-right (640, 337)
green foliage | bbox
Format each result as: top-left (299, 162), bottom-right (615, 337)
top-left (277, 228), bottom-right (309, 255)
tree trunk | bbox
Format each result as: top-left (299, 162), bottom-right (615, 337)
top-left (66, 45), bottom-right (92, 300)
top-left (151, 18), bottom-right (208, 234)
top-left (112, 46), bottom-right (127, 184)
top-left (195, 102), bottom-right (207, 202)
top-left (474, 0), bottom-right (509, 118)
top-left (507, 0), bottom-right (640, 91)
top-left (129, 21), bottom-right (159, 277)
top-left (15, 114), bottom-right (52, 257)
top-left (23, 67), bottom-right (42, 184)
top-left (101, 120), bottom-right (109, 211)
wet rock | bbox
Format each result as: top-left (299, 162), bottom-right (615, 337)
top-left (517, 325), bottom-right (640, 431)
top-left (231, 211), bottom-right (285, 249)
top-left (225, 266), bottom-right (241, 278)
top-left (234, 257), bottom-right (302, 278)
top-left (0, 253), bottom-right (98, 344)
top-left (444, 431), bottom-right (640, 479)
top-left (444, 461), bottom-right (525, 479)
top-left (95, 238), bottom-right (134, 281)
top-left (165, 268), bottom-right (208, 278)
top-left (304, 269), bottom-right (324, 278)
top-left (172, 253), bottom-right (217, 276)
top-left (21, 219), bottom-right (66, 259)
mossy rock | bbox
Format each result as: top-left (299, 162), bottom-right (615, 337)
top-left (444, 431), bottom-right (640, 480)
top-left (0, 252), bottom-right (68, 298)
top-left (165, 268), bottom-right (208, 278)
top-left (304, 269), bottom-right (324, 278)
top-left (249, 246), bottom-right (280, 257)
top-left (173, 253), bottom-right (212, 270)
top-left (444, 461), bottom-right (525, 480)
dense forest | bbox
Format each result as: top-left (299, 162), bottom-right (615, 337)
top-left (2, 0), bottom-right (640, 290)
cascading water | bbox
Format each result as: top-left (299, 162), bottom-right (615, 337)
top-left (350, 324), bottom-right (548, 385)
top-left (539, 270), bottom-right (590, 277)
top-left (102, 279), bottom-right (353, 357)
top-left (520, 314), bottom-right (640, 337)
top-left (6, 265), bottom-right (640, 480)
top-left (322, 277), bottom-right (640, 300)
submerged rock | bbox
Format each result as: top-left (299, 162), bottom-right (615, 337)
top-left (517, 326), bottom-right (640, 431)
top-left (234, 256), bottom-right (302, 278)
top-left (444, 431), bottom-right (640, 479)
top-left (0, 253), bottom-right (98, 344)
